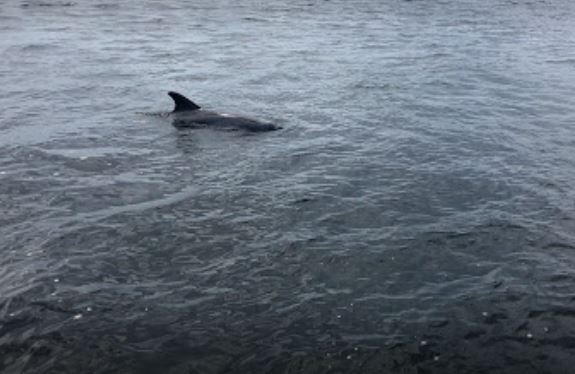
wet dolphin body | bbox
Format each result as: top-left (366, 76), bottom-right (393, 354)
top-left (167, 91), bottom-right (282, 132)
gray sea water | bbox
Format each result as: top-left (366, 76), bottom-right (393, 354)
top-left (1, 0), bottom-right (575, 373)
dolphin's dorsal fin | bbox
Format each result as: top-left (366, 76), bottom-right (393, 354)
top-left (168, 91), bottom-right (201, 112)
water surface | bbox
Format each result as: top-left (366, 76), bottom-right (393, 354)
top-left (1, 0), bottom-right (575, 373)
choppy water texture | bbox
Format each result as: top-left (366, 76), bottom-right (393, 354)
top-left (1, 0), bottom-right (575, 373)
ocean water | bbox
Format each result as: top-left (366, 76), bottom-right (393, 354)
top-left (1, 0), bottom-right (575, 373)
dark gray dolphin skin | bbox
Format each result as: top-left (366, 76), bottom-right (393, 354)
top-left (168, 91), bottom-right (282, 132)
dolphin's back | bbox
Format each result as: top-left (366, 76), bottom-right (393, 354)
top-left (167, 91), bottom-right (281, 132)
top-left (173, 110), bottom-right (279, 131)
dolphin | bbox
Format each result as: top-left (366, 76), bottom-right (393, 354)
top-left (167, 91), bottom-right (282, 132)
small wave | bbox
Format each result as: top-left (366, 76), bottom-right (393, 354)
top-left (137, 111), bottom-right (170, 118)
top-left (20, 1), bottom-right (75, 8)
top-left (546, 59), bottom-right (575, 65)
